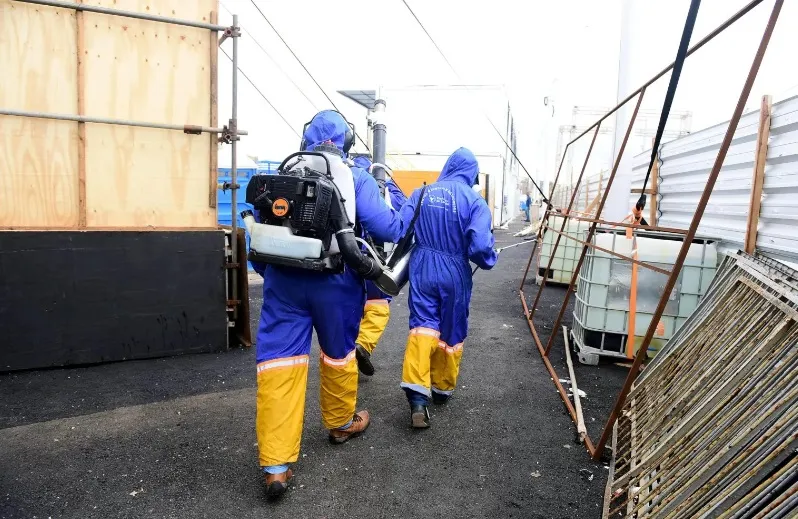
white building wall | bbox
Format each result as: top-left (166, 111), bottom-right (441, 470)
top-left (380, 85), bottom-right (520, 226)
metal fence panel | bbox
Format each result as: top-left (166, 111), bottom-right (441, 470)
top-left (605, 251), bottom-right (798, 518)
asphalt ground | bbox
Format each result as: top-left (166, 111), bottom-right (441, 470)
top-left (0, 217), bottom-right (627, 519)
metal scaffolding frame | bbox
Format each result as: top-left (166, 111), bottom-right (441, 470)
top-left (518, 0), bottom-right (783, 460)
top-left (5, 0), bottom-right (247, 314)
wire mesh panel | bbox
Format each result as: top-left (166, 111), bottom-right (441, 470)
top-left (606, 251), bottom-right (798, 518)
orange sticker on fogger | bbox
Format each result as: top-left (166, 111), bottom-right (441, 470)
top-left (272, 198), bottom-right (289, 217)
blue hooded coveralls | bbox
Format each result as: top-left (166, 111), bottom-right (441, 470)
top-left (397, 148), bottom-right (498, 405)
top-left (350, 155), bottom-right (408, 355)
top-left (251, 111), bottom-right (406, 473)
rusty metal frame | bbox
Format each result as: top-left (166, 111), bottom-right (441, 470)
top-left (562, 214), bottom-right (690, 236)
top-left (518, 0), bottom-right (783, 460)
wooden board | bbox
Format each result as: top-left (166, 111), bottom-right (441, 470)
top-left (81, 2), bottom-right (215, 227)
top-left (0, 0), bottom-right (219, 229)
top-left (0, 1), bottom-right (80, 227)
top-left (650, 139), bottom-right (658, 226)
top-left (476, 172), bottom-right (487, 199)
top-left (209, 8), bottom-right (219, 209)
top-left (745, 95), bottom-right (772, 254)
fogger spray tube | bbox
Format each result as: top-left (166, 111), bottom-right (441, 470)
top-left (328, 184), bottom-right (384, 280)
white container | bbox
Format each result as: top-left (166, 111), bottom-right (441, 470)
top-left (242, 214), bottom-right (323, 260)
top-left (297, 152), bottom-right (356, 256)
top-left (571, 229), bottom-right (718, 364)
top-left (538, 213), bottom-right (591, 284)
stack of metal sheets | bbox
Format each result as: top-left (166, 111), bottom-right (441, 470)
top-left (605, 251), bottom-right (797, 518)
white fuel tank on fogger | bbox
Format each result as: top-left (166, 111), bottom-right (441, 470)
top-left (241, 150), bottom-right (383, 280)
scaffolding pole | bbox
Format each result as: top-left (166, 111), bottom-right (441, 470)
top-left (13, 0), bottom-right (228, 31)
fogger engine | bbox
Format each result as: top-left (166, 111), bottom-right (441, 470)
top-left (241, 151), bottom-right (383, 279)
top-left (248, 170), bottom-right (336, 250)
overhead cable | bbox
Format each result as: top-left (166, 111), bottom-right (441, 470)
top-left (220, 47), bottom-right (300, 139)
top-left (399, 0), bottom-right (549, 203)
top-left (220, 0), bottom-right (319, 111)
top-left (248, 0), bottom-right (371, 152)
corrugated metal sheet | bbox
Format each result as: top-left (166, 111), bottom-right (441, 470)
top-left (629, 94), bottom-right (798, 266)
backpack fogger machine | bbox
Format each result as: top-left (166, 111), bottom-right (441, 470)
top-left (241, 150), bottom-right (413, 295)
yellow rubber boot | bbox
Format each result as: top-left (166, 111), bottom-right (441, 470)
top-left (319, 350), bottom-right (359, 430)
top-left (431, 341), bottom-right (464, 404)
top-left (355, 300), bottom-right (390, 376)
top-left (256, 355), bottom-right (310, 467)
top-left (400, 327), bottom-right (441, 398)
top-left (355, 300), bottom-right (391, 355)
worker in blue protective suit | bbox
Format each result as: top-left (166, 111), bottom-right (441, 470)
top-left (252, 110), bottom-right (407, 499)
top-left (350, 155), bottom-right (408, 376)
top-left (397, 147), bottom-right (498, 429)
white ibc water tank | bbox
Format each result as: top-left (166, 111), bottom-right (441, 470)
top-left (571, 229), bottom-right (718, 364)
top-left (538, 213), bottom-right (591, 284)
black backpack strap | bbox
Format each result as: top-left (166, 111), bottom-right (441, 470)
top-left (389, 185), bottom-right (427, 269)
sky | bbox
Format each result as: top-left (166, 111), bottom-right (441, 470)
top-left (216, 0), bottom-right (798, 185)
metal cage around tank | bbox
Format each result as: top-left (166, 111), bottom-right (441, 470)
top-left (570, 229), bottom-right (718, 365)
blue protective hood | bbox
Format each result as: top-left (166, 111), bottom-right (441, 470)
top-left (302, 110), bottom-right (348, 152)
top-left (437, 147), bottom-right (479, 186)
top-left (353, 156), bottom-right (372, 171)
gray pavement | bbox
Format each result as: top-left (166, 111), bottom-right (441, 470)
top-left (0, 217), bottom-right (625, 518)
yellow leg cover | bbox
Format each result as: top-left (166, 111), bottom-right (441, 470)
top-left (319, 350), bottom-right (359, 429)
top-left (431, 342), bottom-right (464, 395)
top-left (400, 328), bottom-right (441, 397)
top-left (355, 300), bottom-right (391, 354)
top-left (256, 355), bottom-right (309, 467)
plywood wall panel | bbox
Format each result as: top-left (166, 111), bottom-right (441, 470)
top-left (1, 0), bottom-right (218, 229)
top-left (82, 12), bottom-right (211, 123)
top-left (80, 6), bottom-right (214, 227)
top-left (0, 1), bottom-right (79, 227)
top-left (0, 119), bottom-right (80, 227)
top-left (0, 1), bottom-right (78, 112)
top-left (83, 0), bottom-right (217, 24)
top-left (84, 126), bottom-right (213, 227)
